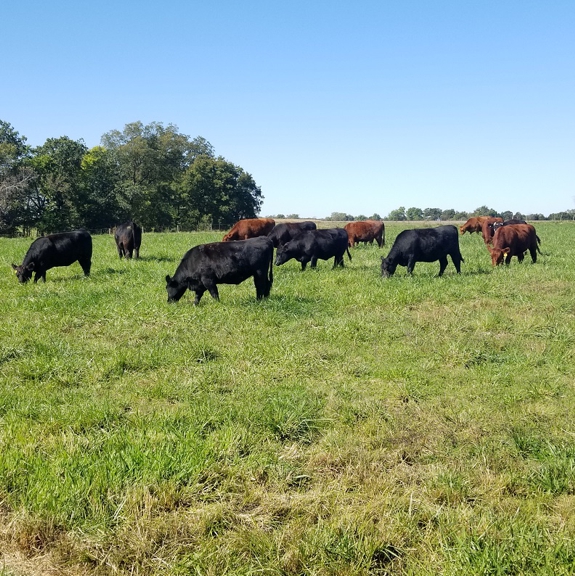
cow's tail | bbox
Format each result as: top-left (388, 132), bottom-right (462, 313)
top-left (536, 234), bottom-right (542, 254)
top-left (268, 250), bottom-right (274, 286)
top-left (346, 247), bottom-right (352, 261)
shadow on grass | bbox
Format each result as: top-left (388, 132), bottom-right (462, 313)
top-left (135, 255), bottom-right (177, 263)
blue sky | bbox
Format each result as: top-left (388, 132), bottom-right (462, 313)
top-left (3, 1), bottom-right (574, 218)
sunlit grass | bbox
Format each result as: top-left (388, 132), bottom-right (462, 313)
top-left (1, 222), bottom-right (575, 574)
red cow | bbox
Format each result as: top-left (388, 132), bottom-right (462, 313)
top-left (480, 217), bottom-right (504, 245)
top-left (488, 224), bottom-right (541, 266)
top-left (344, 220), bottom-right (385, 248)
top-left (222, 218), bottom-right (275, 241)
top-left (460, 216), bottom-right (490, 235)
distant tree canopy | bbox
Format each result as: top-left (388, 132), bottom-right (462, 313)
top-left (0, 120), bottom-right (263, 234)
top-left (382, 206), bottom-right (566, 222)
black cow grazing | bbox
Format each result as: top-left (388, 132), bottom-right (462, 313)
top-left (165, 236), bottom-right (274, 304)
top-left (267, 221), bottom-right (317, 248)
top-left (275, 228), bottom-right (351, 270)
top-left (381, 225), bottom-right (464, 277)
top-left (12, 230), bottom-right (92, 283)
top-left (115, 221), bottom-right (142, 259)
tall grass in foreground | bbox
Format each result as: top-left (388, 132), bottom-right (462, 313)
top-left (1, 222), bottom-right (575, 574)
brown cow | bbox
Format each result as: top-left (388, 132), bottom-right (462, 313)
top-left (480, 217), bottom-right (504, 245)
top-left (344, 220), bottom-right (385, 248)
top-left (222, 218), bottom-right (275, 241)
top-left (460, 216), bottom-right (490, 235)
top-left (488, 224), bottom-right (541, 266)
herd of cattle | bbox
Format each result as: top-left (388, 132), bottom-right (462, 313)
top-left (10, 216), bottom-right (541, 304)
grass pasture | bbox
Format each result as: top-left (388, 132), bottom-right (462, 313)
top-left (1, 222), bottom-right (575, 575)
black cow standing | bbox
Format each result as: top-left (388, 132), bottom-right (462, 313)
top-left (165, 236), bottom-right (274, 304)
top-left (267, 221), bottom-right (317, 248)
top-left (275, 228), bottom-right (351, 270)
top-left (115, 221), bottom-right (142, 259)
top-left (381, 225), bottom-right (464, 277)
top-left (12, 230), bottom-right (92, 283)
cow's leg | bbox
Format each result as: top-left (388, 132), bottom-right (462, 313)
top-left (134, 247), bottom-right (140, 259)
top-left (79, 258), bottom-right (91, 276)
top-left (193, 287), bottom-right (206, 305)
top-left (438, 256), bottom-right (448, 276)
top-left (505, 253), bottom-right (512, 265)
top-left (406, 257), bottom-right (417, 275)
top-left (310, 256), bottom-right (318, 269)
top-left (450, 253), bottom-right (462, 274)
top-left (202, 279), bottom-right (219, 301)
top-left (253, 272), bottom-right (269, 299)
top-left (529, 246), bottom-right (537, 263)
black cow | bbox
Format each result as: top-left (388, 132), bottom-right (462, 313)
top-left (381, 225), bottom-right (464, 277)
top-left (115, 221), bottom-right (142, 259)
top-left (12, 230), bottom-right (92, 283)
top-left (275, 228), bottom-right (351, 270)
top-left (491, 219), bottom-right (528, 234)
top-left (267, 221), bottom-right (317, 248)
top-left (165, 236), bottom-right (274, 304)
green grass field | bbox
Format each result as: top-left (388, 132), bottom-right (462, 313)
top-left (1, 222), bottom-right (575, 575)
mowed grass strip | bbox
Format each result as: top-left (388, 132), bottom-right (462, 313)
top-left (1, 222), bottom-right (575, 574)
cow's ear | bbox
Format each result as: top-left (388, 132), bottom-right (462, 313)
top-left (502, 248), bottom-right (510, 255)
top-left (165, 275), bottom-right (171, 284)
top-left (26, 262), bottom-right (35, 270)
top-left (11, 263), bottom-right (18, 270)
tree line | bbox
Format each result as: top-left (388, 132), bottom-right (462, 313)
top-left (0, 120), bottom-right (263, 235)
top-left (270, 206), bottom-right (575, 222)
top-left (383, 206), bottom-right (575, 222)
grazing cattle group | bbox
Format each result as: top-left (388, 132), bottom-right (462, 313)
top-left (11, 215), bottom-right (543, 304)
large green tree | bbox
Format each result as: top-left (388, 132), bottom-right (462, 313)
top-left (78, 146), bottom-right (124, 229)
top-left (0, 121), bottom-right (35, 233)
top-left (30, 136), bottom-right (88, 232)
top-left (179, 155), bottom-right (262, 229)
top-left (101, 122), bottom-right (215, 229)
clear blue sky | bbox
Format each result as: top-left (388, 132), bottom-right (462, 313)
top-left (3, 1), bottom-right (574, 218)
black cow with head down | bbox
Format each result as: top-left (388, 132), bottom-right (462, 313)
top-left (381, 225), bottom-right (464, 277)
top-left (267, 221), bottom-right (317, 248)
top-left (115, 221), bottom-right (142, 259)
top-left (12, 230), bottom-right (92, 283)
top-left (165, 236), bottom-right (274, 304)
top-left (275, 228), bottom-right (351, 270)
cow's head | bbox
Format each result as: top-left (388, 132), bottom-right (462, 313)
top-left (275, 245), bottom-right (293, 266)
top-left (165, 275), bottom-right (187, 302)
top-left (11, 262), bottom-right (34, 283)
top-left (380, 256), bottom-right (397, 277)
top-left (488, 247), bottom-right (509, 266)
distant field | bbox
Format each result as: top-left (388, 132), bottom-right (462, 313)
top-left (1, 222), bottom-right (575, 575)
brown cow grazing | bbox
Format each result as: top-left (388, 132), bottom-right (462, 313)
top-left (222, 218), bottom-right (275, 241)
top-left (344, 220), bottom-right (385, 248)
top-left (488, 224), bottom-right (541, 266)
top-left (460, 216), bottom-right (490, 235)
top-left (480, 217), bottom-right (504, 245)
